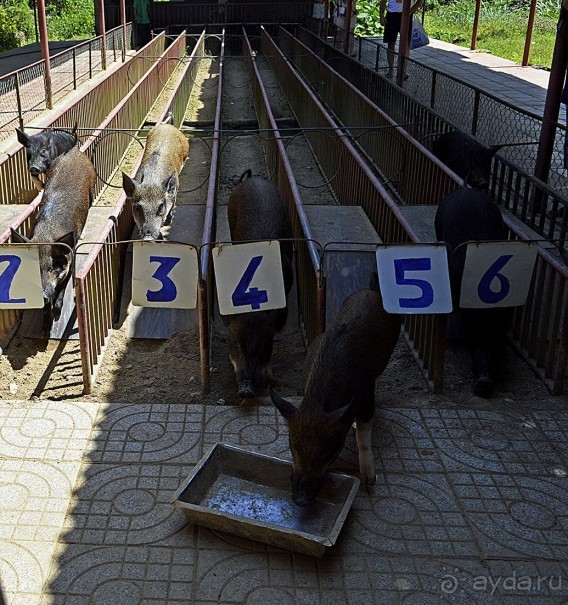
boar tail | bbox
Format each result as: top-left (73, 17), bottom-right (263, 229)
top-left (239, 169), bottom-right (253, 183)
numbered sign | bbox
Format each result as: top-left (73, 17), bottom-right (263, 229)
top-left (460, 241), bottom-right (538, 309)
top-left (376, 244), bottom-right (453, 314)
top-left (132, 242), bottom-right (199, 308)
top-left (0, 245), bottom-right (44, 309)
top-left (213, 241), bottom-right (286, 315)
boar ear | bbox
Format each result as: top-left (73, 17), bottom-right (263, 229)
top-left (163, 172), bottom-right (177, 196)
top-left (269, 386), bottom-right (297, 421)
top-left (16, 128), bottom-right (30, 148)
top-left (325, 404), bottom-right (351, 424)
top-left (10, 228), bottom-right (31, 244)
top-left (122, 173), bottom-right (139, 197)
top-left (55, 231), bottom-right (76, 251)
top-left (71, 122), bottom-right (78, 138)
top-left (52, 232), bottom-right (74, 271)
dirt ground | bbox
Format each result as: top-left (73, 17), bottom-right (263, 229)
top-left (0, 45), bottom-right (565, 413)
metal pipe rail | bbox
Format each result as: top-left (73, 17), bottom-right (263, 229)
top-left (243, 29), bottom-right (324, 346)
top-left (199, 32), bottom-right (224, 394)
top-left (75, 31), bottom-right (198, 393)
top-left (278, 27), bottom-right (459, 207)
top-left (285, 27), bottom-right (568, 394)
top-left (0, 23), bottom-right (134, 146)
top-left (0, 33), bottom-right (167, 208)
top-left (295, 25), bottom-right (568, 262)
top-left (0, 34), bottom-right (170, 349)
top-left (261, 26), bottom-right (447, 392)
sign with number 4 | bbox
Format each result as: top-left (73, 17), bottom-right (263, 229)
top-left (460, 241), bottom-right (538, 308)
top-left (0, 245), bottom-right (44, 309)
top-left (213, 241), bottom-right (286, 316)
top-left (376, 244), bottom-right (453, 314)
top-left (132, 242), bottom-right (199, 308)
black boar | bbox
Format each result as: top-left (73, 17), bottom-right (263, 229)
top-left (16, 124), bottom-right (77, 191)
top-left (223, 171), bottom-right (294, 399)
top-left (432, 131), bottom-right (501, 192)
top-left (435, 187), bottom-right (511, 398)
top-left (10, 147), bottom-right (95, 325)
top-left (270, 288), bottom-right (400, 506)
top-left (122, 122), bottom-right (189, 240)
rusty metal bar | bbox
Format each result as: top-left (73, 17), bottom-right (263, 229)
top-left (522, 0), bottom-right (538, 66)
top-left (97, 0), bottom-right (108, 70)
top-left (37, 0), bottom-right (52, 109)
top-left (121, 0), bottom-right (127, 62)
top-left (14, 73), bottom-right (24, 131)
top-left (472, 0), bottom-right (481, 50)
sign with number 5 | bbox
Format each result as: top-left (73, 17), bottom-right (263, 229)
top-left (132, 242), bottom-right (199, 308)
top-left (460, 241), bottom-right (538, 309)
top-left (376, 244), bottom-right (453, 314)
top-left (0, 245), bottom-right (44, 309)
top-left (213, 241), bottom-right (286, 315)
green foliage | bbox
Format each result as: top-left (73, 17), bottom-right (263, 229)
top-left (355, 0), bottom-right (383, 36)
top-left (0, 0), bottom-right (35, 52)
top-left (46, 0), bottom-right (95, 40)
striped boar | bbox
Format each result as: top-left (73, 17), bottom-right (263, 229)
top-left (270, 287), bottom-right (400, 506)
top-left (11, 147), bottom-right (95, 324)
top-left (435, 186), bottom-right (511, 397)
top-left (223, 171), bottom-right (294, 399)
top-left (16, 124), bottom-right (78, 191)
top-left (122, 122), bottom-right (189, 240)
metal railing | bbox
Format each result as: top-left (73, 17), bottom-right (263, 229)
top-left (0, 24), bottom-right (133, 145)
top-left (75, 31), bottom-right (192, 393)
top-left (244, 28), bottom-right (324, 347)
top-left (285, 25), bottom-right (568, 394)
top-left (298, 24), bottom-right (568, 262)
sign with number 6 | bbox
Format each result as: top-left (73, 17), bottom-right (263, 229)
top-left (376, 244), bottom-right (453, 314)
top-left (213, 241), bottom-right (286, 316)
top-left (132, 242), bottom-right (199, 308)
top-left (0, 245), bottom-right (44, 309)
top-left (460, 241), bottom-right (538, 308)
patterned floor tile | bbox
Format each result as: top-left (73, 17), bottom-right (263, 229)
top-left (449, 473), bottom-right (568, 559)
top-left (0, 400), bottom-right (98, 461)
top-left (533, 411), bottom-right (568, 466)
top-left (89, 403), bottom-right (203, 464)
top-left (44, 544), bottom-right (195, 604)
top-left (422, 409), bottom-right (565, 476)
top-left (60, 463), bottom-right (194, 547)
top-left (0, 458), bottom-right (82, 605)
top-left (485, 560), bottom-right (568, 604)
top-left (338, 472), bottom-right (478, 558)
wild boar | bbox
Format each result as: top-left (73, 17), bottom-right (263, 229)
top-left (432, 130), bottom-right (501, 192)
top-left (122, 121), bottom-right (189, 240)
top-left (10, 147), bottom-right (95, 325)
top-left (270, 287), bottom-right (400, 506)
top-left (223, 171), bottom-right (294, 399)
top-left (16, 124), bottom-right (78, 191)
top-left (435, 186), bottom-right (511, 397)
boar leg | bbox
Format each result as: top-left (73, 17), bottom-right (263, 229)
top-left (355, 416), bottom-right (376, 486)
top-left (31, 175), bottom-right (45, 191)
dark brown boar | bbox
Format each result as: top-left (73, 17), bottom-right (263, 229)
top-left (270, 288), bottom-right (400, 506)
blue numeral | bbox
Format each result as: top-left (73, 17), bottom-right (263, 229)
top-left (147, 256), bottom-right (180, 303)
top-left (394, 257), bottom-right (434, 309)
top-left (232, 255), bottom-right (269, 310)
top-left (477, 254), bottom-right (513, 304)
top-left (0, 255), bottom-right (26, 304)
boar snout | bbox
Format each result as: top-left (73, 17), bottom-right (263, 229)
top-left (29, 165), bottom-right (42, 176)
top-left (291, 472), bottom-right (323, 507)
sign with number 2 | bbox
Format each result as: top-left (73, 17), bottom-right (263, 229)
top-left (0, 245), bottom-right (44, 309)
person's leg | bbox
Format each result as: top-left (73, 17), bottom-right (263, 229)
top-left (384, 12), bottom-right (401, 78)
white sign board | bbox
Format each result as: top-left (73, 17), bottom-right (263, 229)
top-left (132, 242), bottom-right (199, 308)
top-left (460, 241), bottom-right (538, 309)
top-left (0, 245), bottom-right (44, 309)
top-left (376, 244), bottom-right (453, 314)
top-left (213, 240), bottom-right (286, 315)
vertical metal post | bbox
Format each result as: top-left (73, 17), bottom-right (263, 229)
top-left (73, 48), bottom-right (77, 89)
top-left (522, 0), bottom-right (538, 66)
top-left (121, 0), bottom-right (127, 61)
top-left (472, 0), bottom-right (481, 50)
top-left (375, 43), bottom-right (380, 70)
top-left (37, 0), bottom-right (52, 109)
top-left (89, 41), bottom-right (93, 78)
top-left (472, 89), bottom-right (480, 135)
top-left (97, 0), bottom-right (107, 70)
top-left (14, 73), bottom-right (24, 130)
top-left (430, 70), bottom-right (436, 108)
top-left (534, 4), bottom-right (568, 185)
top-left (396, 0), bottom-right (411, 86)
top-left (343, 0), bottom-right (354, 54)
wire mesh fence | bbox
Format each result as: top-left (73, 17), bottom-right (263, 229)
top-left (0, 23), bottom-right (133, 146)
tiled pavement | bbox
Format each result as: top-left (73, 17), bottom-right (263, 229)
top-left (3, 400), bottom-right (568, 603)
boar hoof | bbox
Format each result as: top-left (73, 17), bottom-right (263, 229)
top-left (238, 380), bottom-right (256, 399)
